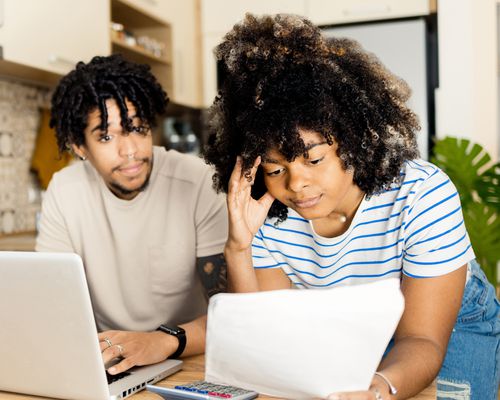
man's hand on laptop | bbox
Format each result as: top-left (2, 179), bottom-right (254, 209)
top-left (98, 331), bottom-right (179, 374)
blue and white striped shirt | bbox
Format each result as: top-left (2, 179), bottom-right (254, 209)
top-left (251, 159), bottom-right (475, 288)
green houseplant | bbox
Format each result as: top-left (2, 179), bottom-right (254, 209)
top-left (431, 136), bottom-right (500, 286)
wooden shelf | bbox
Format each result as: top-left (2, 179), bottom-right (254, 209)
top-left (110, 0), bottom-right (173, 98)
top-left (112, 0), bottom-right (166, 28)
top-left (0, 59), bottom-right (62, 87)
top-left (0, 232), bottom-right (36, 251)
top-left (111, 38), bottom-right (170, 65)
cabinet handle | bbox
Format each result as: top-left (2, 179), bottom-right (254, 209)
top-left (48, 54), bottom-right (77, 67)
top-left (342, 5), bottom-right (391, 17)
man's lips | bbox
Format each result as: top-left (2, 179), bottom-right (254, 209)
top-left (117, 162), bottom-right (144, 176)
top-left (291, 195), bottom-right (322, 209)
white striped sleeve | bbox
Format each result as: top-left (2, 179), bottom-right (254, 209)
top-left (402, 169), bottom-right (475, 277)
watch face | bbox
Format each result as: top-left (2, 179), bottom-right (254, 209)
top-left (159, 325), bottom-right (185, 336)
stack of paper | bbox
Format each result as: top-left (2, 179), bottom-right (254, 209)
top-left (205, 279), bottom-right (404, 399)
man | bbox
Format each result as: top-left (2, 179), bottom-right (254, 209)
top-left (36, 54), bottom-right (228, 375)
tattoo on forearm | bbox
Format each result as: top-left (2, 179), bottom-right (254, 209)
top-left (196, 253), bottom-right (228, 298)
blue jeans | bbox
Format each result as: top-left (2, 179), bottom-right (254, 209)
top-left (437, 260), bottom-right (500, 400)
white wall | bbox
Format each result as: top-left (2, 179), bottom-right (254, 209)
top-left (436, 0), bottom-right (498, 161)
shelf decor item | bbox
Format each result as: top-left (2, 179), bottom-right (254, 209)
top-left (110, 0), bottom-right (172, 96)
top-left (431, 136), bottom-right (500, 285)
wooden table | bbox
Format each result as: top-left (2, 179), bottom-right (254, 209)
top-left (0, 354), bottom-right (435, 400)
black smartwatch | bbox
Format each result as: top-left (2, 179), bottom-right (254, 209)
top-left (156, 325), bottom-right (186, 359)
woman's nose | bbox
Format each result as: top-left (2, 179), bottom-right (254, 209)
top-left (287, 168), bottom-right (309, 192)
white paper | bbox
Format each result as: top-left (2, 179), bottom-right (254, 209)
top-left (205, 279), bottom-right (404, 399)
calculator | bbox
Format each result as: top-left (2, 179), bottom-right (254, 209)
top-left (146, 381), bottom-right (259, 400)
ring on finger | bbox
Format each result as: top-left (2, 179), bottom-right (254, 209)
top-left (115, 344), bottom-right (124, 356)
top-left (103, 338), bottom-right (112, 348)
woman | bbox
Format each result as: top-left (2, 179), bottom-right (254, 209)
top-left (204, 14), bottom-right (499, 400)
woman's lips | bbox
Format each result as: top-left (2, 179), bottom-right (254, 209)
top-left (291, 195), bottom-right (322, 209)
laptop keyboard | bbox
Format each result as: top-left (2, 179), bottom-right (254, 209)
top-left (106, 370), bottom-right (131, 384)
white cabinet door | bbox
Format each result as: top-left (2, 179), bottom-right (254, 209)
top-left (157, 0), bottom-right (203, 107)
top-left (199, 0), bottom-right (307, 107)
top-left (201, 32), bottom-right (224, 107)
top-left (306, 0), bottom-right (430, 25)
top-left (201, 0), bottom-right (307, 35)
top-left (124, 0), bottom-right (167, 22)
top-left (0, 0), bottom-right (109, 76)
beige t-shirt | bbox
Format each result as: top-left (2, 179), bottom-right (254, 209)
top-left (36, 147), bottom-right (228, 331)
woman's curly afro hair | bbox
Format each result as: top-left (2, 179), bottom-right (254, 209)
top-left (204, 13), bottom-right (420, 223)
top-left (50, 54), bottom-right (168, 153)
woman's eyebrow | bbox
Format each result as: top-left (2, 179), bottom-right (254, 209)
top-left (262, 141), bottom-right (328, 163)
top-left (304, 141), bottom-right (328, 151)
top-left (261, 156), bottom-right (280, 164)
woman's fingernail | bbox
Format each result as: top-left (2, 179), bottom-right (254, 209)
top-left (327, 395), bottom-right (341, 400)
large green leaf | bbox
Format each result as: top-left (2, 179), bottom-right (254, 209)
top-left (477, 162), bottom-right (500, 212)
top-left (431, 137), bottom-right (491, 206)
top-left (432, 137), bottom-right (500, 285)
top-left (463, 202), bottom-right (500, 284)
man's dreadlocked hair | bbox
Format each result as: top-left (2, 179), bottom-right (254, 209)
top-left (204, 13), bottom-right (420, 223)
top-left (50, 54), bottom-right (168, 153)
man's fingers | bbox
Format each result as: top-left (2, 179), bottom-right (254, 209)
top-left (107, 356), bottom-right (136, 375)
top-left (102, 343), bottom-right (127, 365)
top-left (99, 340), bottom-right (111, 352)
top-left (98, 330), bottom-right (118, 340)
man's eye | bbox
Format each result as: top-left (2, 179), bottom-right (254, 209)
top-left (99, 135), bottom-right (112, 142)
top-left (132, 125), bottom-right (149, 135)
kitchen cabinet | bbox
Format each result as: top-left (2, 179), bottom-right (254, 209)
top-left (110, 0), bottom-right (173, 96)
top-left (306, 0), bottom-right (431, 26)
top-left (192, 0), bottom-right (433, 108)
top-left (0, 0), bottom-right (434, 109)
top-left (0, 0), bottom-right (109, 78)
top-left (157, 0), bottom-right (307, 108)
top-left (200, 0), bottom-right (307, 35)
top-left (197, 0), bottom-right (307, 107)
top-left (121, 0), bottom-right (168, 23)
top-left (156, 0), bottom-right (203, 107)
top-left (0, 0), bottom-right (172, 96)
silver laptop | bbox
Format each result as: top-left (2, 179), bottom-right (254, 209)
top-left (0, 251), bottom-right (182, 400)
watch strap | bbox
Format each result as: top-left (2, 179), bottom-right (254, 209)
top-left (157, 325), bottom-right (186, 359)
